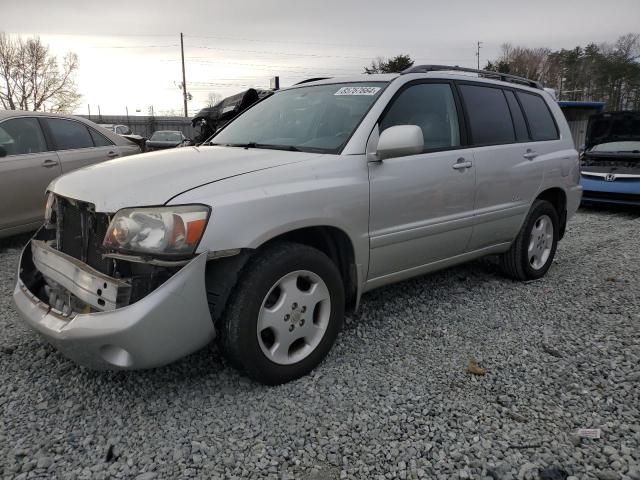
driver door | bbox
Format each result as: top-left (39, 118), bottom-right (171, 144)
top-left (367, 82), bottom-right (476, 280)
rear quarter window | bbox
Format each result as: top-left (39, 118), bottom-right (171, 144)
top-left (89, 128), bottom-right (114, 147)
top-left (517, 91), bottom-right (559, 141)
top-left (504, 90), bottom-right (529, 142)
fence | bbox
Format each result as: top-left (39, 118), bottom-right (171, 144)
top-left (78, 115), bottom-right (198, 139)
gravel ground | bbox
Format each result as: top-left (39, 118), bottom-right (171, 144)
top-left (1, 208), bottom-right (639, 480)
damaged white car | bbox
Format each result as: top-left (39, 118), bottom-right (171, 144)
top-left (14, 66), bottom-right (582, 384)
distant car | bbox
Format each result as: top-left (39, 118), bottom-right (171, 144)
top-left (580, 111), bottom-right (640, 206)
top-left (146, 130), bottom-right (191, 151)
top-left (0, 110), bottom-right (141, 239)
top-left (97, 123), bottom-right (147, 151)
top-left (191, 88), bottom-right (273, 143)
top-left (98, 124), bottom-right (132, 135)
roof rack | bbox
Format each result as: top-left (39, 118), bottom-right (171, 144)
top-left (401, 65), bottom-right (542, 89)
top-left (294, 77), bottom-right (331, 85)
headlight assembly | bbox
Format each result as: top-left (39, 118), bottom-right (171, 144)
top-left (44, 192), bottom-right (56, 226)
top-left (103, 205), bottom-right (210, 257)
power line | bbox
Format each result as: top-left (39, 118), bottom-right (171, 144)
top-left (89, 44), bottom-right (179, 49)
top-left (187, 44), bottom-right (373, 60)
top-left (185, 34), bottom-right (385, 50)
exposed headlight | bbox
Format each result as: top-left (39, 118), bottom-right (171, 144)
top-left (103, 205), bottom-right (210, 257)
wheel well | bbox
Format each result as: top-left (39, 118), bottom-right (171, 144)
top-left (263, 226), bottom-right (358, 313)
top-left (536, 188), bottom-right (567, 238)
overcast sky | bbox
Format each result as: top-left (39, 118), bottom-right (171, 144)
top-left (2, 0), bottom-right (639, 115)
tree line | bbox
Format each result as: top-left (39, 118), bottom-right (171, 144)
top-left (485, 33), bottom-right (640, 110)
top-left (365, 34), bottom-right (640, 112)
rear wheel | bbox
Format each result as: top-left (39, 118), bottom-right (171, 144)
top-left (500, 200), bottom-right (559, 281)
top-left (219, 242), bottom-right (344, 385)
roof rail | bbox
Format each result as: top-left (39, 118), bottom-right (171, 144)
top-left (294, 77), bottom-right (331, 85)
top-left (401, 65), bottom-right (542, 89)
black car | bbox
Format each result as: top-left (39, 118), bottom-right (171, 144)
top-left (146, 130), bottom-right (191, 151)
top-left (191, 89), bottom-right (273, 144)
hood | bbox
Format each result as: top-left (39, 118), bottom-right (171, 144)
top-left (585, 111), bottom-right (640, 150)
top-left (146, 140), bottom-right (181, 148)
top-left (49, 146), bottom-right (315, 212)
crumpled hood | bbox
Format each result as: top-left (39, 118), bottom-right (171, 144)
top-left (586, 111), bottom-right (640, 150)
top-left (49, 146), bottom-right (315, 212)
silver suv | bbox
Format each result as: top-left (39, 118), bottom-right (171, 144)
top-left (13, 66), bottom-right (582, 384)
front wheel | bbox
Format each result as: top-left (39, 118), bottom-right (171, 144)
top-left (219, 242), bottom-right (344, 385)
top-left (499, 200), bottom-right (559, 281)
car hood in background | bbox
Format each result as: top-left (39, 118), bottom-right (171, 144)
top-left (146, 140), bottom-right (182, 149)
top-left (585, 111), bottom-right (640, 150)
top-left (49, 146), bottom-right (317, 212)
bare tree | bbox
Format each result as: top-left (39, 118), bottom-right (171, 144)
top-left (205, 92), bottom-right (222, 107)
top-left (0, 33), bottom-right (81, 113)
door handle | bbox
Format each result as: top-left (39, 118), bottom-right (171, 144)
top-left (452, 158), bottom-right (473, 170)
top-left (41, 159), bottom-right (58, 168)
top-left (107, 150), bottom-right (118, 158)
top-left (523, 149), bottom-right (538, 160)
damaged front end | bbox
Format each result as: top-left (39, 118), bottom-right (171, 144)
top-left (13, 194), bottom-right (215, 369)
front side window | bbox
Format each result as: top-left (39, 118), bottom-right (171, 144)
top-left (0, 117), bottom-right (48, 156)
top-left (459, 84), bottom-right (515, 146)
top-left (517, 91), bottom-right (558, 141)
top-left (47, 118), bottom-right (94, 150)
top-left (379, 83), bottom-right (461, 151)
top-left (211, 82), bottom-right (386, 153)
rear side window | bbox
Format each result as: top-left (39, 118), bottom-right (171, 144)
top-left (517, 92), bottom-right (558, 141)
top-left (504, 90), bottom-right (529, 142)
top-left (89, 128), bottom-right (113, 147)
top-left (379, 83), bottom-right (461, 151)
top-left (47, 118), bottom-right (93, 150)
top-left (459, 84), bottom-right (515, 145)
top-left (0, 117), bottom-right (48, 155)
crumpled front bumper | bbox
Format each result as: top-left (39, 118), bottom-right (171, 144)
top-left (13, 240), bottom-right (215, 370)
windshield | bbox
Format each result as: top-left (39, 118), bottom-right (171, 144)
top-left (590, 141), bottom-right (640, 153)
top-left (151, 131), bottom-right (182, 142)
top-left (210, 82), bottom-right (386, 153)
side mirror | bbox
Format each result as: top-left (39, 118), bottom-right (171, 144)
top-left (375, 125), bottom-right (423, 161)
top-left (0, 146), bottom-right (6, 158)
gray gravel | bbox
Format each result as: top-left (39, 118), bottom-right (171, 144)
top-left (1, 207), bottom-right (639, 480)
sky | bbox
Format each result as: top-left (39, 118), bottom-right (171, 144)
top-left (2, 0), bottom-right (639, 116)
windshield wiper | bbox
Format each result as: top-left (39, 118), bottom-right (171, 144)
top-left (253, 143), bottom-right (301, 152)
top-left (223, 142), bottom-right (301, 152)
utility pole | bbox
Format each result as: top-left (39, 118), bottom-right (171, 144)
top-left (476, 41), bottom-right (483, 70)
top-left (180, 32), bottom-right (188, 117)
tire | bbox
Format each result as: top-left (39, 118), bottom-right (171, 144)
top-left (219, 242), bottom-right (344, 385)
top-left (499, 200), bottom-right (559, 281)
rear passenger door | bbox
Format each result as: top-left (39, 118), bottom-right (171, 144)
top-left (457, 83), bottom-right (547, 250)
top-left (44, 118), bottom-right (119, 173)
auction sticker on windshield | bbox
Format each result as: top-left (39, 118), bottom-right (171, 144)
top-left (334, 86), bottom-right (381, 96)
